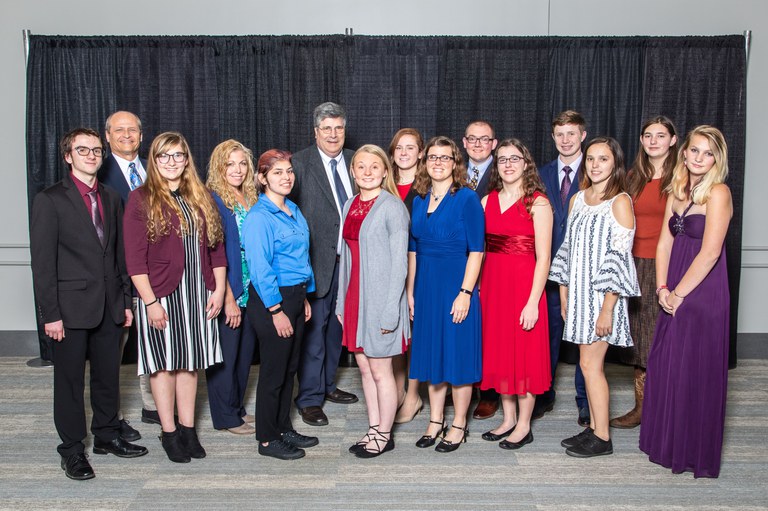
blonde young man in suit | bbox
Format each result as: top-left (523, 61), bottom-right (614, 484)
top-left (290, 102), bottom-right (359, 426)
top-left (30, 128), bottom-right (148, 480)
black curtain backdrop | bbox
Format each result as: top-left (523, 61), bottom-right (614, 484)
top-left (26, 34), bottom-right (746, 366)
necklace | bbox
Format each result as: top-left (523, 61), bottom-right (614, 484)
top-left (431, 189), bottom-right (446, 201)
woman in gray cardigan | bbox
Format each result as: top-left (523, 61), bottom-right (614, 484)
top-left (336, 145), bottom-right (411, 458)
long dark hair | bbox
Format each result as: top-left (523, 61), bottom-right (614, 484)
top-left (579, 137), bottom-right (627, 200)
top-left (625, 116), bottom-right (678, 200)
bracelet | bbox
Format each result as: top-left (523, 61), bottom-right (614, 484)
top-left (145, 298), bottom-right (159, 307)
top-left (269, 305), bottom-right (283, 315)
top-left (672, 289), bottom-right (686, 299)
top-left (655, 285), bottom-right (668, 296)
top-left (459, 288), bottom-right (472, 296)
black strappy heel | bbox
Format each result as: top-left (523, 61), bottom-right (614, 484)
top-left (415, 419), bottom-right (446, 448)
top-left (435, 424), bottom-right (468, 453)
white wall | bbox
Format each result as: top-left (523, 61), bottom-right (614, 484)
top-left (1, 0), bottom-right (765, 332)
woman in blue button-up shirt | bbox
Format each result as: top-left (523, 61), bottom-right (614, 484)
top-left (242, 149), bottom-right (317, 461)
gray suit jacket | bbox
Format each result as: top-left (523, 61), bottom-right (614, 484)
top-left (336, 190), bottom-right (411, 357)
top-left (289, 145), bottom-right (356, 298)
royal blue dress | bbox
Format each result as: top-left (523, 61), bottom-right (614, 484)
top-left (409, 187), bottom-right (484, 385)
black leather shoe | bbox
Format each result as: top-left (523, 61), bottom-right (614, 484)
top-left (160, 430), bottom-right (190, 463)
top-left (282, 430), bottom-right (319, 448)
top-left (481, 426), bottom-right (515, 441)
top-left (119, 419), bottom-right (141, 442)
top-left (415, 420), bottom-right (445, 448)
top-left (350, 425), bottom-right (379, 454)
top-left (577, 406), bottom-right (591, 427)
top-left (259, 439), bottom-right (305, 460)
top-left (561, 427), bottom-right (594, 449)
top-left (499, 430), bottom-right (533, 450)
top-left (355, 432), bottom-right (394, 459)
top-left (531, 398), bottom-right (554, 420)
top-left (565, 431), bottom-right (613, 458)
top-left (141, 408), bottom-right (161, 425)
top-left (325, 388), bottom-right (359, 404)
top-left (434, 424), bottom-right (468, 453)
top-left (93, 436), bottom-right (148, 458)
top-left (178, 425), bottom-right (206, 459)
top-left (472, 399), bottom-right (499, 420)
top-left (299, 406), bottom-right (329, 426)
top-left (61, 453), bottom-right (95, 480)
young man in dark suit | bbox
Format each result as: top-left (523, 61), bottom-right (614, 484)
top-left (463, 120), bottom-right (501, 420)
top-left (30, 128), bottom-right (148, 480)
top-left (536, 110), bottom-right (590, 426)
top-left (289, 102), bottom-right (359, 426)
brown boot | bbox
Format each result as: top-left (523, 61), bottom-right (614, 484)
top-left (610, 368), bottom-right (645, 428)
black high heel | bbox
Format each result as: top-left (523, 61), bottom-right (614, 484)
top-left (355, 430), bottom-right (394, 458)
top-left (435, 424), bottom-right (468, 453)
top-left (415, 419), bottom-right (446, 448)
top-left (349, 425), bottom-right (379, 454)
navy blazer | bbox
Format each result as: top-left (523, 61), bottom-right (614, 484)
top-left (211, 191), bottom-right (246, 301)
top-left (539, 159), bottom-right (582, 258)
top-left (465, 157), bottom-right (494, 199)
top-left (98, 154), bottom-right (148, 203)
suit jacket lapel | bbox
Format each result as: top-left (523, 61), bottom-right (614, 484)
top-left (99, 183), bottom-right (112, 247)
top-left (309, 148), bottom-right (341, 208)
top-left (63, 178), bottom-right (105, 249)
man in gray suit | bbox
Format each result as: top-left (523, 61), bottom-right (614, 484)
top-left (290, 102), bottom-right (359, 426)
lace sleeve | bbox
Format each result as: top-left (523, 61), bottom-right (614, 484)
top-left (593, 223), bottom-right (640, 297)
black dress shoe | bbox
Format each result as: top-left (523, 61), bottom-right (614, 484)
top-left (141, 408), bottom-right (178, 426)
top-left (561, 427), bottom-right (593, 449)
top-left (434, 424), bottom-right (468, 453)
top-left (93, 437), bottom-right (148, 458)
top-left (299, 406), bottom-right (329, 426)
top-left (565, 431), bottom-right (613, 458)
top-left (282, 430), bottom-right (319, 448)
top-left (325, 388), bottom-right (359, 404)
top-left (415, 420), bottom-right (445, 448)
top-left (499, 430), bottom-right (533, 450)
top-left (61, 453), bottom-right (95, 480)
top-left (531, 398), bottom-right (554, 420)
top-left (259, 439), bottom-right (305, 460)
top-left (577, 406), bottom-right (591, 427)
top-left (119, 419), bottom-right (141, 442)
top-left (179, 425), bottom-right (206, 459)
top-left (481, 426), bottom-right (515, 441)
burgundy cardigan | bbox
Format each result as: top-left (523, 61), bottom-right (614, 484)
top-left (123, 188), bottom-right (226, 298)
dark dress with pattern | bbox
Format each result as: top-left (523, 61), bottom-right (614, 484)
top-left (639, 209), bottom-right (730, 478)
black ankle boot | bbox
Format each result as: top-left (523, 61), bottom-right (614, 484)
top-left (178, 425), bottom-right (206, 459)
top-left (160, 429), bottom-right (191, 463)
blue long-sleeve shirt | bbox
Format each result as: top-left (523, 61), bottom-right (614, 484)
top-left (242, 194), bottom-right (315, 308)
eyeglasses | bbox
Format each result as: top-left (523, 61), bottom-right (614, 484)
top-left (74, 146), bottom-right (104, 157)
top-left (317, 126), bottom-right (345, 135)
top-left (426, 154), bottom-right (455, 163)
top-left (465, 135), bottom-right (494, 145)
top-left (156, 152), bottom-right (188, 164)
top-left (498, 155), bottom-right (526, 165)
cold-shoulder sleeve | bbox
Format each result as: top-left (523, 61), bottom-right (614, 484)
top-left (593, 219), bottom-right (640, 297)
top-left (548, 235), bottom-right (570, 286)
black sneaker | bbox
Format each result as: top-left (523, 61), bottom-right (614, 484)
top-left (565, 431), bottom-right (613, 458)
top-left (119, 419), bottom-right (141, 442)
top-left (282, 430), bottom-right (319, 448)
top-left (258, 439), bottom-right (305, 460)
top-left (560, 427), bottom-right (593, 449)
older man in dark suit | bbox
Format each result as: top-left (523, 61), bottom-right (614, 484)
top-left (290, 102), bottom-right (359, 426)
top-left (536, 110), bottom-right (590, 426)
top-left (30, 128), bottom-right (147, 481)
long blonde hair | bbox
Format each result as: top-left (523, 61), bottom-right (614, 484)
top-left (668, 125), bottom-right (729, 205)
top-left (351, 144), bottom-right (398, 197)
top-left (142, 132), bottom-right (223, 246)
top-left (206, 139), bottom-right (258, 210)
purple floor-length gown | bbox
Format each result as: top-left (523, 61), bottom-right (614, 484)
top-left (639, 211), bottom-right (729, 478)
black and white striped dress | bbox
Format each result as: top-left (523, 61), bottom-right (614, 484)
top-left (549, 192), bottom-right (640, 347)
top-left (136, 192), bottom-right (223, 375)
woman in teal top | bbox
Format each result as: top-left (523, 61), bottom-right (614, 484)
top-left (205, 140), bottom-right (259, 435)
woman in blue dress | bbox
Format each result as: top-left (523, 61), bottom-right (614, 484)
top-left (408, 136), bottom-right (484, 453)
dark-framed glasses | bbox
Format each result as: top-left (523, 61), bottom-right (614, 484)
top-left (426, 154), bottom-right (455, 163)
top-left (74, 146), bottom-right (104, 157)
top-left (156, 152), bottom-right (187, 164)
top-left (465, 135), bottom-right (494, 145)
top-left (498, 155), bottom-right (525, 165)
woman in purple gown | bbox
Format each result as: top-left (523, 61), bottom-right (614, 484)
top-left (639, 125), bottom-right (733, 478)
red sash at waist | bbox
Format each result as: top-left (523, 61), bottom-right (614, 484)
top-left (485, 233), bottom-right (535, 255)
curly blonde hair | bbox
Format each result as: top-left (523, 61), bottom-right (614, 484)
top-left (142, 132), bottom-right (223, 247)
top-left (206, 139), bottom-right (258, 210)
top-left (668, 125), bottom-right (729, 205)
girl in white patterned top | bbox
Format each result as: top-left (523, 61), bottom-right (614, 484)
top-left (549, 137), bottom-right (639, 458)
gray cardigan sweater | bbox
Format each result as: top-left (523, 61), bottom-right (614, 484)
top-left (336, 190), bottom-right (411, 357)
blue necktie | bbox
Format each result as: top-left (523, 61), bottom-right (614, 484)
top-left (330, 158), bottom-right (348, 209)
top-left (128, 162), bottom-right (143, 190)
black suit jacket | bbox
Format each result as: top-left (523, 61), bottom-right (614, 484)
top-left (289, 146), bottom-right (356, 298)
top-left (30, 176), bottom-right (131, 329)
top-left (467, 157), bottom-right (494, 199)
top-left (98, 154), bottom-right (148, 203)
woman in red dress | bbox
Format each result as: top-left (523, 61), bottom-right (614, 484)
top-left (479, 138), bottom-right (553, 449)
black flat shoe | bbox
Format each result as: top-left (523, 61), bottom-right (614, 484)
top-left (435, 424), bottom-right (468, 453)
top-left (415, 419), bottom-right (445, 448)
top-left (499, 430), bottom-right (533, 450)
top-left (531, 398), bottom-right (554, 420)
top-left (481, 425), bottom-right (515, 441)
top-left (61, 453), bottom-right (95, 480)
top-left (119, 419), bottom-right (141, 442)
top-left (93, 436), bottom-right (148, 458)
top-left (560, 427), bottom-right (593, 449)
top-left (565, 431), bottom-right (613, 458)
top-left (282, 430), bottom-right (319, 449)
top-left (259, 439), bottom-right (305, 460)
top-left (355, 431), bottom-right (394, 459)
top-left (349, 425), bottom-right (379, 454)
